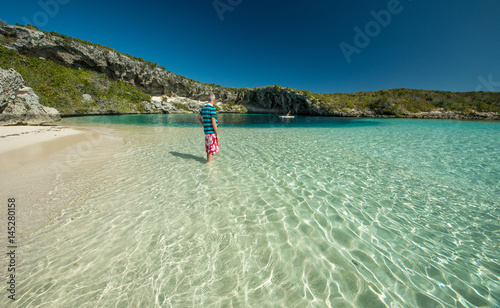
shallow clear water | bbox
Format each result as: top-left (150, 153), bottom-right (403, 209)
top-left (9, 115), bottom-right (500, 307)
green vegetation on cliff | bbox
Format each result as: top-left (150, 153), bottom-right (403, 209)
top-left (1, 24), bottom-right (498, 118)
top-left (0, 45), bottom-right (151, 115)
top-left (273, 85), bottom-right (499, 115)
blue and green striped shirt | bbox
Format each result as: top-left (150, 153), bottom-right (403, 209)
top-left (199, 104), bottom-right (218, 134)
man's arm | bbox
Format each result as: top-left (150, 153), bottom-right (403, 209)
top-left (211, 116), bottom-right (220, 142)
top-left (197, 114), bottom-right (203, 126)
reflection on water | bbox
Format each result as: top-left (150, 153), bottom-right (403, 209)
top-left (9, 116), bottom-right (500, 307)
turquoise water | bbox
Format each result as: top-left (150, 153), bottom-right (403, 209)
top-left (10, 115), bottom-right (500, 307)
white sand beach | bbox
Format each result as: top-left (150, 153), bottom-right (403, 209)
top-left (0, 124), bottom-right (125, 239)
top-left (0, 125), bottom-right (86, 172)
top-left (0, 125), bottom-right (84, 154)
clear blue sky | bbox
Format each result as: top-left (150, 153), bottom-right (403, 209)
top-left (2, 0), bottom-right (500, 93)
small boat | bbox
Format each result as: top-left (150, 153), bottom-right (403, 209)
top-left (279, 112), bottom-right (295, 119)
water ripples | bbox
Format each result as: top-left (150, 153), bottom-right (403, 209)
top-left (8, 119), bottom-right (500, 307)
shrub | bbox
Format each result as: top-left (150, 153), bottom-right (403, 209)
top-left (0, 45), bottom-right (151, 114)
top-left (173, 102), bottom-right (191, 111)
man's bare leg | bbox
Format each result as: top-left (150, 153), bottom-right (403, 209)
top-left (207, 153), bottom-right (214, 163)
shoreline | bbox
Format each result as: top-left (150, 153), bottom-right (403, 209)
top-left (0, 125), bottom-right (85, 152)
top-left (57, 110), bottom-right (500, 121)
top-left (0, 124), bottom-right (125, 241)
top-left (0, 125), bottom-right (86, 172)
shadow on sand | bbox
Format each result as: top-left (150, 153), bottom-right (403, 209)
top-left (170, 151), bottom-right (206, 164)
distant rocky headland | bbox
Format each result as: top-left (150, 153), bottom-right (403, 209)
top-left (1, 24), bottom-right (499, 123)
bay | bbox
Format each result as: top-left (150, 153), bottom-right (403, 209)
top-left (7, 114), bottom-right (500, 307)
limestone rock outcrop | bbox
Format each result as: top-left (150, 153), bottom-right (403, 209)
top-left (0, 25), bottom-right (243, 102)
top-left (0, 68), bottom-right (60, 125)
top-left (240, 87), bottom-right (314, 114)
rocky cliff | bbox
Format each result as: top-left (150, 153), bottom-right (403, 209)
top-left (1, 25), bottom-right (498, 120)
top-left (0, 68), bottom-right (60, 125)
top-left (239, 86), bottom-right (500, 120)
top-left (0, 25), bottom-right (243, 102)
top-left (0, 25), bottom-right (381, 116)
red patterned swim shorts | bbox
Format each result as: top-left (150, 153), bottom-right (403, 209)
top-left (205, 134), bottom-right (219, 154)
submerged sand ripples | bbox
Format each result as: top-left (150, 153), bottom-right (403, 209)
top-left (9, 118), bottom-right (500, 307)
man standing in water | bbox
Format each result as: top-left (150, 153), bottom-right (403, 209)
top-left (197, 93), bottom-right (220, 163)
